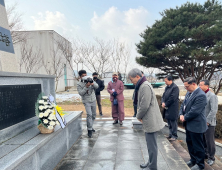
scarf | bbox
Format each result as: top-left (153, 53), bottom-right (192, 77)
top-left (133, 76), bottom-right (147, 106)
top-left (205, 88), bottom-right (209, 93)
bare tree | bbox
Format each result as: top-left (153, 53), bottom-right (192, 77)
top-left (42, 44), bottom-right (66, 91)
top-left (19, 41), bottom-right (43, 73)
top-left (82, 38), bottom-right (132, 78)
top-left (210, 72), bottom-right (222, 94)
top-left (72, 40), bottom-right (89, 79)
top-left (6, 3), bottom-right (27, 44)
top-left (118, 43), bottom-right (131, 82)
top-left (54, 36), bottom-right (77, 79)
top-left (84, 38), bottom-right (113, 78)
top-left (144, 67), bottom-right (157, 84)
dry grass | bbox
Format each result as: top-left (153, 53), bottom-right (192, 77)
top-left (58, 98), bottom-right (135, 118)
top-left (179, 90), bottom-right (187, 96)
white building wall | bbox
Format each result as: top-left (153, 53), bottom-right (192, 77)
top-left (13, 30), bottom-right (74, 92)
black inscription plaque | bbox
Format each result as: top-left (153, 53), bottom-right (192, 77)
top-left (0, 84), bottom-right (41, 130)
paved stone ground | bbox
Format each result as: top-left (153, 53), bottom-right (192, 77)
top-left (54, 120), bottom-right (189, 170)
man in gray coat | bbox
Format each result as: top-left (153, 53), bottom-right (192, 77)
top-left (128, 68), bottom-right (165, 170)
top-left (77, 70), bottom-right (98, 138)
top-left (199, 80), bottom-right (218, 166)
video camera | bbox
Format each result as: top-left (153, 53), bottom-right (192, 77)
top-left (81, 76), bottom-right (94, 84)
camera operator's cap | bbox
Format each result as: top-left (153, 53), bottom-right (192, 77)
top-left (112, 72), bottom-right (118, 76)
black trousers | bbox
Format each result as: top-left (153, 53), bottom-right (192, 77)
top-left (133, 105), bottom-right (137, 116)
top-left (204, 126), bottom-right (216, 160)
top-left (186, 129), bottom-right (205, 169)
top-left (167, 119), bottom-right (178, 139)
top-left (96, 95), bottom-right (102, 114)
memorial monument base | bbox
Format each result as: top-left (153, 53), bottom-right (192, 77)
top-left (0, 111), bottom-right (82, 170)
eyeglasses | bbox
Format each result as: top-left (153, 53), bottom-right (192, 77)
top-left (184, 84), bottom-right (191, 89)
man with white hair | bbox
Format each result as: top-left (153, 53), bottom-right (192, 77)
top-left (128, 68), bottom-right (165, 170)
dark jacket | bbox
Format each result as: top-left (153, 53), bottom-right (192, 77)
top-left (179, 88), bottom-right (207, 133)
top-left (118, 73), bottom-right (122, 81)
top-left (162, 83), bottom-right (179, 120)
top-left (94, 79), bottom-right (105, 95)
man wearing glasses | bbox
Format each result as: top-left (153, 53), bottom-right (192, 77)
top-left (179, 77), bottom-right (207, 170)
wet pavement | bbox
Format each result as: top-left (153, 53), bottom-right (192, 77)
top-left (54, 120), bottom-right (189, 170)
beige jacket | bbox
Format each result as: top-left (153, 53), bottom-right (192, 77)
top-left (136, 81), bottom-right (165, 133)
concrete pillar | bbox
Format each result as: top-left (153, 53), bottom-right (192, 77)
top-left (0, 0), bottom-right (19, 72)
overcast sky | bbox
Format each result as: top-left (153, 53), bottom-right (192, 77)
top-left (6, 0), bottom-right (208, 71)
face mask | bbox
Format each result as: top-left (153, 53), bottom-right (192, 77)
top-left (93, 77), bottom-right (97, 80)
top-left (113, 77), bottom-right (118, 81)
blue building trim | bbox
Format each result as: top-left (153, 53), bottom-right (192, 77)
top-left (0, 0), bottom-right (5, 7)
top-left (0, 26), bottom-right (14, 54)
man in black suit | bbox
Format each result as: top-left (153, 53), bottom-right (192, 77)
top-left (179, 77), bottom-right (207, 170)
top-left (92, 72), bottom-right (105, 116)
top-left (162, 75), bottom-right (179, 141)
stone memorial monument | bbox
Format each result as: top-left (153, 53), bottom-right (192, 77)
top-left (0, 0), bottom-right (19, 72)
top-left (0, 1), bottom-right (82, 169)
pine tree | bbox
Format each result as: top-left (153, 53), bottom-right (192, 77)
top-left (136, 0), bottom-right (222, 94)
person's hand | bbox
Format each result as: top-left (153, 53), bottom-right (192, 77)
top-left (91, 83), bottom-right (94, 86)
top-left (207, 123), bottom-right (210, 126)
top-left (180, 115), bottom-right (185, 122)
top-left (162, 103), bottom-right (165, 108)
top-left (138, 119), bottom-right (143, 123)
top-left (112, 91), bottom-right (117, 97)
top-left (86, 82), bottom-right (91, 88)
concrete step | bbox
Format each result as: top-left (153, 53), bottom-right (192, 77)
top-left (155, 131), bottom-right (190, 170)
top-left (170, 140), bottom-right (222, 170)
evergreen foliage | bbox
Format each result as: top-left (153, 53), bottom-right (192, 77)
top-left (136, 0), bottom-right (222, 93)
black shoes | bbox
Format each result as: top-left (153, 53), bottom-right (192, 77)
top-left (207, 159), bottom-right (214, 166)
top-left (186, 161), bottom-right (194, 167)
top-left (190, 164), bottom-right (203, 170)
top-left (113, 120), bottom-right (118, 124)
top-left (113, 120), bottom-right (123, 125)
top-left (92, 128), bottom-right (95, 132)
top-left (133, 114), bottom-right (136, 117)
top-left (88, 130), bottom-right (92, 138)
top-left (100, 113), bottom-right (103, 116)
top-left (140, 162), bottom-right (149, 168)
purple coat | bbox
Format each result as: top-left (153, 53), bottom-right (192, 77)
top-left (107, 80), bottom-right (124, 102)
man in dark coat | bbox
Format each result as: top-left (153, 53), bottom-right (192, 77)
top-left (162, 75), bottom-right (179, 141)
top-left (180, 77), bottom-right (207, 170)
top-left (118, 71), bottom-right (122, 81)
top-left (92, 72), bottom-right (105, 116)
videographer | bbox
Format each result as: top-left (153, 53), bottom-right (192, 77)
top-left (77, 70), bottom-right (98, 138)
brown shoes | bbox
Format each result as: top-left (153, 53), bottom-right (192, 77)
top-left (169, 138), bottom-right (176, 141)
top-left (164, 135), bottom-right (171, 138)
